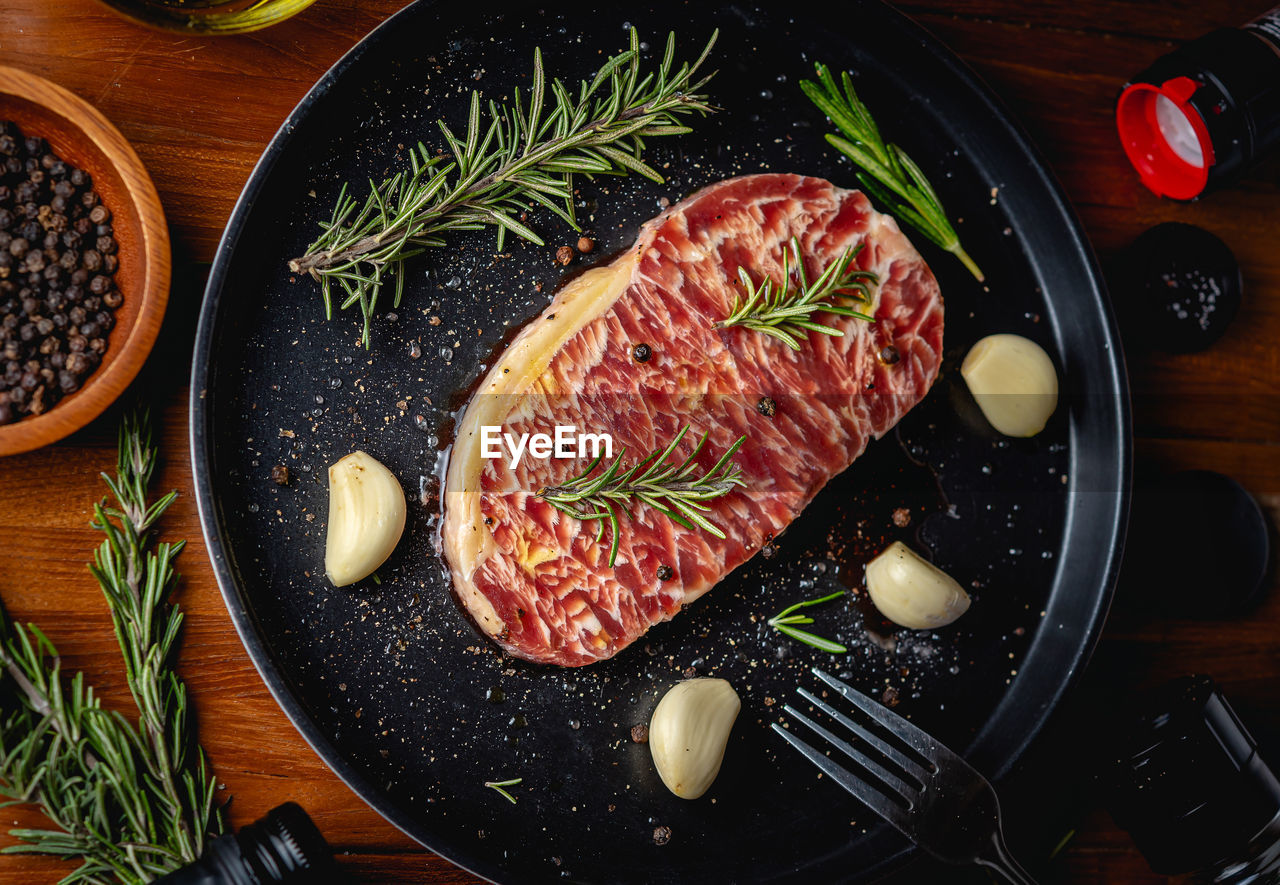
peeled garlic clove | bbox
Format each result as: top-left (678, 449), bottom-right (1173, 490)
top-left (960, 333), bottom-right (1058, 437)
top-left (865, 541), bottom-right (970, 630)
top-left (649, 678), bottom-right (740, 800)
top-left (325, 451), bottom-right (406, 587)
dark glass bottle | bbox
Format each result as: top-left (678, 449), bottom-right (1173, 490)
top-left (154, 803), bottom-right (341, 884)
top-left (1116, 5), bottom-right (1280, 199)
top-left (1107, 676), bottom-right (1280, 884)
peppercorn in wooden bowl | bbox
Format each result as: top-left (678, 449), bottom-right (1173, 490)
top-left (0, 66), bottom-right (168, 456)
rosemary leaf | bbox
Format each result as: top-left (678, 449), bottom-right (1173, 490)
top-left (0, 408), bottom-right (223, 883)
top-left (767, 590), bottom-right (848, 653)
top-left (484, 778), bottom-right (522, 804)
top-left (537, 426), bottom-right (745, 568)
top-left (801, 62), bottom-right (984, 282)
top-left (774, 625), bottom-right (848, 655)
top-left (718, 236), bottom-right (877, 348)
top-left (290, 28), bottom-right (719, 347)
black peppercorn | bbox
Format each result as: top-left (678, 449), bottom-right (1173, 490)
top-left (879, 344), bottom-right (901, 365)
top-left (756, 395), bottom-right (776, 417)
top-left (632, 343), bottom-right (652, 362)
top-left (656, 564), bottom-right (674, 581)
top-left (0, 121), bottom-right (120, 421)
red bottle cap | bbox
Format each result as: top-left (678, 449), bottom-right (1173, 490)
top-left (1116, 76), bottom-right (1215, 199)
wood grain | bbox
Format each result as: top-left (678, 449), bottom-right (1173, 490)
top-left (0, 65), bottom-right (171, 456)
top-left (0, 1), bottom-right (1277, 882)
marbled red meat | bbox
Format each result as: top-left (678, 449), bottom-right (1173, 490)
top-left (442, 174), bottom-right (943, 666)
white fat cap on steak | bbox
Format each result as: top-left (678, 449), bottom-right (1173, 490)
top-left (442, 252), bottom-right (640, 636)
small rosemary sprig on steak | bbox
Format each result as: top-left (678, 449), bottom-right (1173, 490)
top-left (718, 236), bottom-right (877, 349)
top-left (801, 62), bottom-right (984, 282)
top-left (537, 426), bottom-right (746, 568)
top-left (289, 28), bottom-right (719, 347)
top-left (484, 777), bottom-right (522, 804)
top-left (767, 590), bottom-right (848, 653)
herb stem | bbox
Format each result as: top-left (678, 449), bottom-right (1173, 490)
top-left (802, 62), bottom-right (983, 282)
top-left (537, 426), bottom-right (746, 568)
top-left (0, 407), bottom-right (223, 882)
top-left (484, 778), bottom-right (522, 804)
top-left (718, 236), bottom-right (877, 348)
top-left (767, 590), bottom-right (848, 653)
top-left (291, 29), bottom-right (719, 347)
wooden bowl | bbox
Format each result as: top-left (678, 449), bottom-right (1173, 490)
top-left (0, 66), bottom-right (169, 456)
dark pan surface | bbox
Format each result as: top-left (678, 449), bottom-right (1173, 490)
top-left (190, 2), bottom-right (1130, 882)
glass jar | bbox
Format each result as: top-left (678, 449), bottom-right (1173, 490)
top-left (95, 0), bottom-right (319, 35)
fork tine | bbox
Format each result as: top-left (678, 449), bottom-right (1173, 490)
top-left (781, 704), bottom-right (919, 806)
top-left (796, 686), bottom-right (928, 783)
top-left (813, 668), bottom-right (940, 769)
top-left (770, 722), bottom-right (912, 832)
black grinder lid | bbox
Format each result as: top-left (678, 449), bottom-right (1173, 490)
top-left (1107, 676), bottom-right (1280, 875)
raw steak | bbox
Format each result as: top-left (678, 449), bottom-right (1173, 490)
top-left (442, 174), bottom-right (943, 666)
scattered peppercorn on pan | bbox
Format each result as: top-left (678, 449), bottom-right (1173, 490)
top-left (190, 0), bottom-right (1129, 881)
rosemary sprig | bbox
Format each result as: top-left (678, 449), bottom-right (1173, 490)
top-left (801, 62), bottom-right (984, 282)
top-left (0, 409), bottom-right (223, 882)
top-left (718, 236), bottom-right (877, 349)
top-left (767, 590), bottom-right (848, 653)
top-left (290, 28), bottom-right (719, 347)
top-left (537, 426), bottom-right (746, 568)
top-left (484, 778), bottom-right (522, 805)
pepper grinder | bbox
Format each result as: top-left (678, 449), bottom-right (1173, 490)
top-left (153, 803), bottom-right (342, 885)
top-left (1106, 676), bottom-right (1280, 882)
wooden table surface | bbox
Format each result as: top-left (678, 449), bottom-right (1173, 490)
top-left (1, 1), bottom-right (1278, 882)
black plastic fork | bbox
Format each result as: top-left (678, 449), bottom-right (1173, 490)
top-left (772, 668), bottom-right (1038, 884)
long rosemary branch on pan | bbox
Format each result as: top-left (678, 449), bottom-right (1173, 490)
top-left (0, 408), bottom-right (223, 883)
top-left (801, 62), bottom-right (984, 282)
top-left (537, 426), bottom-right (746, 568)
top-left (718, 236), bottom-right (877, 349)
top-left (290, 28), bottom-right (719, 347)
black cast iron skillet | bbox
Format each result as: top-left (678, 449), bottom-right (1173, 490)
top-left (190, 1), bottom-right (1130, 881)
